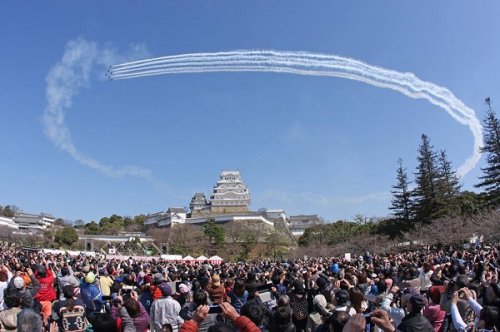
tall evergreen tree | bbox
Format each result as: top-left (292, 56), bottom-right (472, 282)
top-left (413, 134), bottom-right (440, 223)
top-left (390, 158), bottom-right (412, 222)
top-left (475, 98), bottom-right (500, 207)
top-left (436, 150), bottom-right (462, 216)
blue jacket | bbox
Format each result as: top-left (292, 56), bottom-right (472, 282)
top-left (80, 282), bottom-right (102, 313)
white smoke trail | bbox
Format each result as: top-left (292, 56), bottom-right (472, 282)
top-left (109, 51), bottom-right (482, 177)
top-left (43, 37), bottom-right (158, 181)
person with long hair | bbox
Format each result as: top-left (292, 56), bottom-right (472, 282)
top-left (348, 287), bottom-right (366, 314)
top-left (51, 284), bottom-right (87, 332)
top-left (228, 279), bottom-right (248, 314)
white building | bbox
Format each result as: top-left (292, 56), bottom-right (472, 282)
top-left (145, 208), bottom-right (187, 228)
top-left (288, 215), bottom-right (323, 237)
top-left (210, 170), bottom-right (251, 213)
top-left (0, 216), bottom-right (19, 229)
top-left (261, 209), bottom-right (287, 222)
top-left (189, 193), bottom-right (210, 215)
top-left (144, 211), bottom-right (167, 227)
top-left (13, 212), bottom-right (55, 230)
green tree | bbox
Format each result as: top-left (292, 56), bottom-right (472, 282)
top-left (1, 205), bottom-right (19, 218)
top-left (84, 221), bottom-right (101, 235)
top-left (74, 219), bottom-right (85, 228)
top-left (54, 218), bottom-right (66, 227)
top-left (239, 232), bottom-right (258, 260)
top-left (203, 219), bottom-right (225, 247)
top-left (413, 134), bottom-right (440, 223)
top-left (475, 99), bottom-right (500, 207)
top-left (54, 227), bottom-right (79, 247)
top-left (435, 150), bottom-right (462, 216)
top-left (99, 215), bottom-right (124, 235)
top-left (390, 158), bottom-right (412, 223)
top-left (457, 191), bottom-right (482, 216)
top-left (266, 230), bottom-right (289, 259)
top-left (134, 214), bottom-right (146, 225)
top-left (124, 217), bottom-right (134, 229)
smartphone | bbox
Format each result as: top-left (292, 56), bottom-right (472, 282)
top-left (259, 291), bottom-right (272, 303)
top-left (209, 305), bottom-right (222, 314)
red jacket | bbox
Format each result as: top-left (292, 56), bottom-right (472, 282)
top-left (34, 269), bottom-right (56, 302)
top-left (180, 316), bottom-right (260, 332)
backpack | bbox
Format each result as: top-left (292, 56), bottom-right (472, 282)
top-left (59, 304), bottom-right (88, 332)
top-left (291, 295), bottom-right (308, 321)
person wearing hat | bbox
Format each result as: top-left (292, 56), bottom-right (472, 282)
top-left (150, 272), bottom-right (167, 302)
top-left (290, 280), bottom-right (309, 332)
top-left (80, 271), bottom-right (103, 315)
top-left (333, 289), bottom-right (356, 317)
top-left (34, 264), bottom-right (57, 326)
top-left (150, 282), bottom-right (184, 332)
top-left (66, 275), bottom-right (82, 300)
top-left (397, 294), bottom-right (434, 332)
top-left (177, 283), bottom-right (191, 307)
top-left (206, 274), bottom-right (227, 305)
top-left (9, 267), bottom-right (40, 310)
top-left (306, 294), bottom-right (330, 332)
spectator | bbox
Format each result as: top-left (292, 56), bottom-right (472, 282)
top-left (34, 264), bottom-right (57, 325)
top-left (397, 294), bottom-right (434, 332)
top-left (0, 265), bottom-right (13, 310)
top-left (80, 272), bottom-right (102, 315)
top-left (51, 284), bottom-right (87, 332)
top-left (289, 280), bottom-right (309, 332)
top-left (179, 302), bottom-right (260, 332)
top-left (100, 266), bottom-right (116, 297)
top-left (228, 279), bottom-right (248, 313)
top-left (206, 275), bottom-right (227, 305)
top-left (0, 286), bottom-right (22, 331)
top-left (17, 308), bottom-right (42, 332)
top-left (150, 282), bottom-right (183, 332)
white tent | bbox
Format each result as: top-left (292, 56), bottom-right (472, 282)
top-left (183, 255), bottom-right (195, 264)
top-left (209, 255), bottom-right (223, 265)
top-left (161, 254), bottom-right (183, 261)
top-left (196, 255), bottom-right (208, 262)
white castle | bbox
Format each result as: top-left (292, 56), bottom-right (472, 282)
top-left (208, 170), bottom-right (251, 214)
top-left (144, 170), bottom-right (322, 236)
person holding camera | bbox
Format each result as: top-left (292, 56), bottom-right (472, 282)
top-left (179, 302), bottom-right (260, 332)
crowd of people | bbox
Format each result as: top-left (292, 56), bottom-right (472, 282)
top-left (0, 243), bottom-right (499, 332)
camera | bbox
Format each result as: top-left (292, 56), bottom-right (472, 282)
top-left (209, 305), bottom-right (222, 314)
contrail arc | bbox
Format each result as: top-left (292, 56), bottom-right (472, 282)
top-left (109, 50), bottom-right (482, 178)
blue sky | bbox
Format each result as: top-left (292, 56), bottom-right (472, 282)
top-left (1, 2), bottom-right (499, 223)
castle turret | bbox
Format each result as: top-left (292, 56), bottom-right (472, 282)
top-left (210, 170), bottom-right (250, 214)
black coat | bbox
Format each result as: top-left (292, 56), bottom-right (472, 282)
top-left (397, 313), bottom-right (434, 332)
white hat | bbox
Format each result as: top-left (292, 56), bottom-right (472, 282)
top-left (13, 277), bottom-right (24, 289)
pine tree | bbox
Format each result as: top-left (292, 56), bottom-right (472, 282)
top-left (475, 98), bottom-right (500, 207)
top-left (390, 158), bottom-right (412, 222)
top-left (435, 150), bottom-right (462, 216)
top-left (413, 134), bottom-right (440, 223)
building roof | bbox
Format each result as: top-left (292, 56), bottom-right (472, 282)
top-left (168, 207), bottom-right (186, 213)
top-left (289, 215), bottom-right (319, 221)
top-left (220, 170), bottom-right (240, 175)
